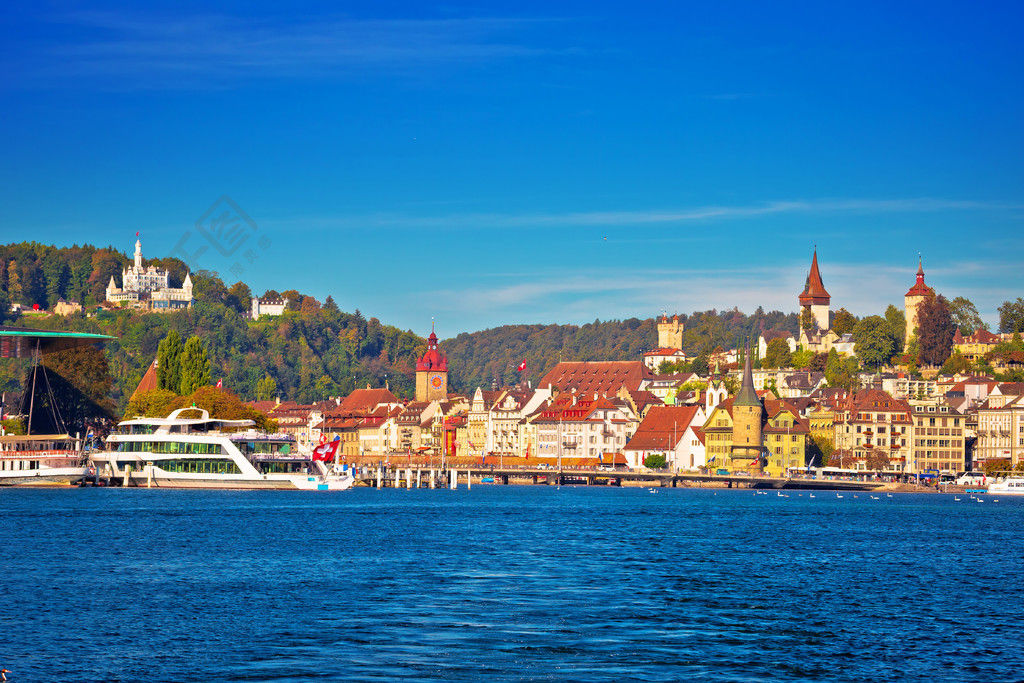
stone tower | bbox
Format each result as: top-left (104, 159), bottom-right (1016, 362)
top-left (798, 250), bottom-right (831, 330)
top-left (904, 257), bottom-right (934, 351)
top-left (730, 347), bottom-right (765, 473)
top-left (657, 313), bottom-right (683, 349)
top-left (415, 324), bottom-right (449, 402)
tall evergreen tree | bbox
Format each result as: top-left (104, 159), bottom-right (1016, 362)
top-left (157, 331), bottom-right (183, 394)
top-left (180, 336), bottom-right (212, 394)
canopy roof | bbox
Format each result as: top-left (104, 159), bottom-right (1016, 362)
top-left (0, 326), bottom-right (114, 357)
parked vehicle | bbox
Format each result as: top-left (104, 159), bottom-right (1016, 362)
top-left (956, 471), bottom-right (986, 486)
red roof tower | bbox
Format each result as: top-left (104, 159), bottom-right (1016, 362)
top-left (798, 249), bottom-right (831, 307)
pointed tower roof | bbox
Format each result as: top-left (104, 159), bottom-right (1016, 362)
top-left (798, 250), bottom-right (830, 306)
top-left (905, 256), bottom-right (934, 297)
top-left (183, 273), bottom-right (193, 286)
top-left (415, 324), bottom-right (448, 372)
top-left (734, 344), bottom-right (762, 407)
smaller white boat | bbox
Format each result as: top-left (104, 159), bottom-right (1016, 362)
top-left (987, 477), bottom-right (1024, 496)
top-left (0, 434), bottom-right (86, 486)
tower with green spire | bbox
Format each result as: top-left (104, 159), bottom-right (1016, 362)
top-left (730, 344), bottom-right (765, 472)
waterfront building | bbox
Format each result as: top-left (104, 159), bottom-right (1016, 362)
top-left (975, 388), bottom-right (1024, 467)
top-left (904, 257), bottom-right (935, 351)
top-left (623, 405), bottom-right (706, 470)
top-left (486, 386), bottom-right (552, 458)
top-left (251, 297), bottom-right (287, 320)
top-left (908, 401), bottom-right (966, 475)
top-left (466, 387), bottom-right (500, 457)
top-left (531, 391), bottom-right (634, 462)
top-left (832, 389), bottom-right (912, 473)
top-left (415, 326), bottom-right (449, 403)
top-left (105, 239), bottom-right (193, 310)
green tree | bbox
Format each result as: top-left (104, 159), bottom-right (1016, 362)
top-left (791, 348), bottom-right (814, 369)
top-left (643, 453), bottom-right (667, 469)
top-left (917, 294), bottom-right (955, 367)
top-left (800, 308), bottom-right (814, 331)
top-left (42, 253), bottom-right (70, 309)
top-left (192, 270), bottom-right (228, 305)
top-left (940, 350), bottom-right (972, 375)
top-left (32, 345), bottom-right (117, 433)
top-left (224, 281), bottom-right (253, 314)
top-left (853, 316), bottom-right (898, 369)
top-left (884, 305), bottom-right (906, 351)
top-left (157, 331), bottom-right (184, 394)
top-left (180, 336), bottom-right (212, 394)
top-left (949, 296), bottom-right (987, 335)
top-left (256, 376), bottom-right (278, 401)
top-left (998, 298), bottom-right (1024, 334)
top-left (832, 308), bottom-right (857, 335)
top-left (763, 338), bottom-right (793, 369)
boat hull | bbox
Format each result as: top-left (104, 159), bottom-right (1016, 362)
top-left (93, 464), bottom-right (356, 491)
top-left (0, 467), bottom-right (87, 486)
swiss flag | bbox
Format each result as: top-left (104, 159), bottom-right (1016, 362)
top-left (313, 437), bottom-right (341, 461)
top-left (517, 360), bottom-right (527, 372)
top-left (216, 379), bottom-right (223, 388)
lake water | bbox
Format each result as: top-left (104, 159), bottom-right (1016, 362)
top-left (1, 485), bottom-right (1022, 682)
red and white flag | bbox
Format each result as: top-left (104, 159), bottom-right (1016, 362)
top-left (517, 359), bottom-right (527, 372)
top-left (216, 379), bottom-right (223, 388)
top-left (313, 437), bottom-right (341, 461)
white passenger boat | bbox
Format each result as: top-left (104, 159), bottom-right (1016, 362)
top-left (0, 434), bottom-right (87, 486)
top-left (986, 477), bottom-right (1024, 496)
top-left (92, 408), bottom-right (355, 491)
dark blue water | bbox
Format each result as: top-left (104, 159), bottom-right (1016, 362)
top-left (1, 486), bottom-right (1022, 682)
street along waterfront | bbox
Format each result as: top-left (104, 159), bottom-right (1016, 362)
top-left (1, 486), bottom-right (1021, 682)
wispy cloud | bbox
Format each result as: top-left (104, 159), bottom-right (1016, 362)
top-left (12, 11), bottom-right (566, 87)
top-left (413, 258), bottom-right (1020, 334)
top-left (270, 197), bottom-right (1019, 232)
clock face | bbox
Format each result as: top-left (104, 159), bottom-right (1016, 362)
top-left (430, 373), bottom-right (445, 389)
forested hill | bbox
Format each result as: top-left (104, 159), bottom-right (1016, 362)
top-left (443, 308), bottom-right (800, 392)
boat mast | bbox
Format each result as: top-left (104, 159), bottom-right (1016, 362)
top-left (27, 340), bottom-right (40, 436)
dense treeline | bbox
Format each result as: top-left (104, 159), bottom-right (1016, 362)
top-left (442, 308), bottom-right (800, 391)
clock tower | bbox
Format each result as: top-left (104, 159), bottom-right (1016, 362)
top-left (415, 324), bottom-right (449, 402)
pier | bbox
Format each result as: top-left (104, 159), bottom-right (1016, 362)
top-left (352, 466), bottom-right (886, 491)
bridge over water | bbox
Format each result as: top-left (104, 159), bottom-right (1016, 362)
top-left (354, 466), bottom-right (886, 492)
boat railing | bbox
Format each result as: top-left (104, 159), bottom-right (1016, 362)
top-left (0, 449), bottom-right (80, 458)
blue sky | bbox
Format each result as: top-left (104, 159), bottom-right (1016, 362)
top-left (2, 1), bottom-right (1022, 336)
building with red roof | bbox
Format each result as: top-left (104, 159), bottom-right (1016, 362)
top-left (539, 361), bottom-right (652, 395)
top-left (623, 404), bottom-right (706, 470)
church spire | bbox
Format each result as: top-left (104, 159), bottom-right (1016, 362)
top-left (734, 343), bottom-right (761, 407)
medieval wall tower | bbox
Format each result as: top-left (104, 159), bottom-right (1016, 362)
top-left (657, 313), bottom-right (683, 349)
top-left (904, 257), bottom-right (934, 351)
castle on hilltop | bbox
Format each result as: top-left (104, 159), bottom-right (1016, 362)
top-left (106, 239), bottom-right (193, 311)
